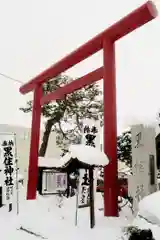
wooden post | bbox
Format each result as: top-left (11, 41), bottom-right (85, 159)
top-left (89, 167), bottom-right (95, 228)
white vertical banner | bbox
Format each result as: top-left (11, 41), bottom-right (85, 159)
top-left (82, 119), bottom-right (101, 193)
top-left (0, 133), bottom-right (16, 210)
top-left (78, 169), bottom-right (90, 207)
top-left (77, 119), bottom-right (101, 208)
top-left (82, 119), bottom-right (101, 149)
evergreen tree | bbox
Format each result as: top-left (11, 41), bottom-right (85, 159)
top-left (20, 74), bottom-right (103, 157)
top-left (117, 129), bottom-right (132, 167)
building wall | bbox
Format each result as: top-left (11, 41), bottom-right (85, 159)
top-left (0, 124), bottom-right (61, 186)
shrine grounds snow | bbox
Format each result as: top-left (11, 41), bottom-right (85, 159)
top-left (2, 185), bottom-right (160, 240)
top-left (0, 185), bottom-right (132, 240)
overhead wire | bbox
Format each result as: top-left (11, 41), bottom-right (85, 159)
top-left (0, 72), bottom-right (23, 84)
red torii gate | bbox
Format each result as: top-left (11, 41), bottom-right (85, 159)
top-left (19, 1), bottom-right (157, 217)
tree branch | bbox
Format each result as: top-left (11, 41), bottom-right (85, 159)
top-left (57, 119), bottom-right (80, 143)
top-left (75, 113), bottom-right (82, 132)
top-left (58, 121), bottom-right (70, 140)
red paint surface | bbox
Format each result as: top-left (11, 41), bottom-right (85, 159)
top-left (97, 179), bottom-right (128, 198)
top-left (41, 67), bottom-right (103, 105)
top-left (27, 85), bottom-right (42, 199)
top-left (103, 41), bottom-right (118, 216)
top-left (20, 1), bottom-right (157, 95)
top-left (19, 1), bottom-right (158, 216)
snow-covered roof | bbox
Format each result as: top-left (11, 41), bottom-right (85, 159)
top-left (38, 157), bottom-right (65, 168)
top-left (67, 144), bottom-right (109, 167)
top-left (39, 144), bottom-right (109, 169)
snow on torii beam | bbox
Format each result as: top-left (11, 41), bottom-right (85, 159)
top-left (20, 1), bottom-right (157, 95)
top-left (19, 1), bottom-right (158, 217)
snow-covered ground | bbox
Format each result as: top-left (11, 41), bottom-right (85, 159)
top-left (3, 183), bottom-right (160, 240)
top-left (0, 185), bottom-right (134, 240)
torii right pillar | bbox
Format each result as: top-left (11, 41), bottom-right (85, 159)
top-left (102, 2), bottom-right (158, 216)
top-left (103, 40), bottom-right (118, 216)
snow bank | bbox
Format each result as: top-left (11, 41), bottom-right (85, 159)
top-left (138, 191), bottom-right (160, 226)
top-left (128, 191), bottom-right (160, 240)
top-left (132, 217), bottom-right (160, 240)
top-left (13, 192), bottom-right (129, 240)
top-left (0, 182), bottom-right (134, 240)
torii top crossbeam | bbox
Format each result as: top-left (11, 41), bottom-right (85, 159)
top-left (20, 1), bottom-right (157, 95)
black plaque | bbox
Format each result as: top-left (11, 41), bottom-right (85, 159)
top-left (149, 154), bottom-right (155, 185)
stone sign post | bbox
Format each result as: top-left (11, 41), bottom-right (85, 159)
top-left (130, 124), bottom-right (157, 214)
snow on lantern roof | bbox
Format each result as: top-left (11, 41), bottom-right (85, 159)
top-left (67, 145), bottom-right (109, 167)
top-left (57, 145), bottom-right (109, 169)
top-left (38, 144), bottom-right (109, 169)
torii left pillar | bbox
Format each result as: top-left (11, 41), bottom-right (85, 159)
top-left (27, 84), bottom-right (42, 199)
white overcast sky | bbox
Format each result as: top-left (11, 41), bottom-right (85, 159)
top-left (0, 0), bottom-right (159, 134)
